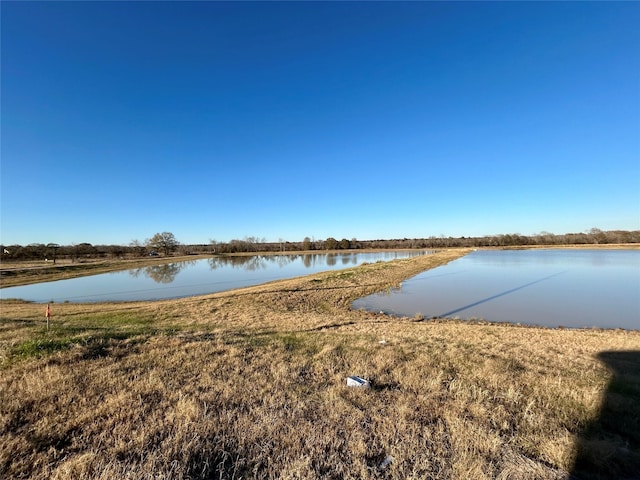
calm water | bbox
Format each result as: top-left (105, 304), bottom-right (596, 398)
top-left (353, 249), bottom-right (640, 330)
top-left (0, 251), bottom-right (428, 303)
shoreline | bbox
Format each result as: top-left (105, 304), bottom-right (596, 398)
top-left (1, 243), bottom-right (637, 289)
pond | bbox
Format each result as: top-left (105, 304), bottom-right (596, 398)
top-left (0, 251), bottom-right (429, 303)
top-left (352, 249), bottom-right (640, 330)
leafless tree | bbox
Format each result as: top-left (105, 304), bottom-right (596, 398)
top-left (146, 232), bottom-right (179, 256)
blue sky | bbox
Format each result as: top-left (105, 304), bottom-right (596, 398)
top-left (2, 1), bottom-right (639, 246)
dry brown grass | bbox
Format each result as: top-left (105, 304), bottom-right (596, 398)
top-left (1, 249), bottom-right (639, 479)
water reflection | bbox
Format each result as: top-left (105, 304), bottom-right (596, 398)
top-left (0, 251), bottom-right (428, 303)
top-left (303, 254), bottom-right (315, 268)
top-left (205, 253), bottom-right (364, 271)
top-left (352, 249), bottom-right (640, 330)
top-left (207, 255), bottom-right (299, 271)
top-left (129, 260), bottom-right (195, 284)
top-left (438, 271), bottom-right (568, 318)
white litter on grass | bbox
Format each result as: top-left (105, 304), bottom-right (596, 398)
top-left (346, 376), bottom-right (371, 388)
top-left (378, 339), bottom-right (387, 345)
top-left (379, 455), bottom-right (393, 470)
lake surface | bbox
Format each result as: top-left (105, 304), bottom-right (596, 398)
top-left (0, 251), bottom-right (428, 303)
top-left (352, 249), bottom-right (640, 330)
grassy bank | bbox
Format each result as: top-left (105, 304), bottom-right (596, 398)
top-left (1, 249), bottom-right (639, 479)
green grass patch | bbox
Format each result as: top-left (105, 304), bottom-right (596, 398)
top-left (228, 331), bottom-right (329, 357)
top-left (3, 310), bottom-right (180, 366)
top-left (12, 338), bottom-right (74, 359)
top-left (277, 333), bottom-right (311, 353)
top-left (332, 270), bottom-right (355, 279)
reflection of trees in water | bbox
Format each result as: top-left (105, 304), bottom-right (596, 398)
top-left (129, 261), bottom-right (194, 284)
top-left (130, 252), bottom-right (427, 282)
top-left (325, 253), bottom-right (360, 266)
top-left (144, 263), bottom-right (183, 283)
top-left (341, 253), bottom-right (357, 265)
top-left (207, 256), bottom-right (266, 271)
top-left (303, 254), bottom-right (313, 268)
top-left (275, 255), bottom-right (298, 268)
top-left (206, 254), bottom-right (354, 271)
top-left (127, 251), bottom-right (427, 285)
top-left (207, 255), bottom-right (298, 271)
top-left (128, 268), bottom-right (144, 279)
top-left (302, 254), bottom-right (325, 268)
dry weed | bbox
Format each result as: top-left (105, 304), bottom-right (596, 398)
top-left (1, 249), bottom-right (638, 479)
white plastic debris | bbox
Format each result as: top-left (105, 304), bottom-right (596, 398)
top-left (346, 376), bottom-right (371, 388)
top-left (378, 339), bottom-right (387, 345)
top-left (379, 455), bottom-right (393, 470)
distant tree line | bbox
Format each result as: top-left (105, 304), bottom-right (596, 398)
top-left (208, 229), bottom-right (639, 253)
top-left (0, 232), bottom-right (181, 262)
top-left (1, 229), bottom-right (638, 262)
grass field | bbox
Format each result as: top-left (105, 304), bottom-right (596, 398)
top-left (1, 249), bottom-right (639, 479)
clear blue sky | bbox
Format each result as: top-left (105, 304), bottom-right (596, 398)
top-left (2, 1), bottom-right (639, 246)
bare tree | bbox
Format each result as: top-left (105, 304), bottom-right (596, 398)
top-left (46, 243), bottom-right (60, 264)
top-left (129, 239), bottom-right (146, 257)
top-left (324, 237), bottom-right (338, 250)
top-left (146, 232), bottom-right (179, 256)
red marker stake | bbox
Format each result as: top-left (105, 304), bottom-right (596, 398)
top-left (45, 304), bottom-right (51, 331)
